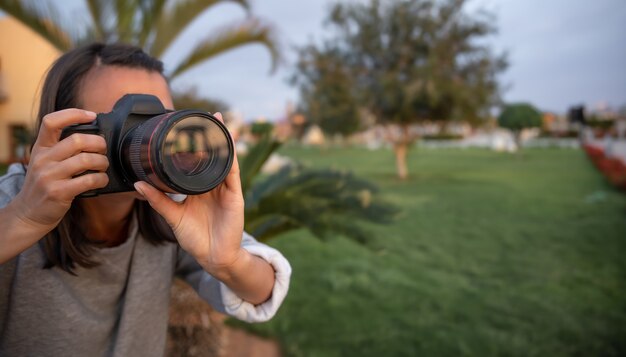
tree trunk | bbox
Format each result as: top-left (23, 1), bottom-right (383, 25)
top-left (384, 124), bottom-right (412, 180)
top-left (513, 130), bottom-right (523, 154)
top-left (394, 143), bottom-right (409, 180)
top-left (513, 130), bottom-right (524, 159)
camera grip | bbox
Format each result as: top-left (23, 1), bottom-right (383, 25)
top-left (60, 122), bottom-right (102, 198)
top-left (60, 122), bottom-right (99, 139)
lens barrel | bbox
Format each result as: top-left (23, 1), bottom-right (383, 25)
top-left (122, 110), bottom-right (234, 194)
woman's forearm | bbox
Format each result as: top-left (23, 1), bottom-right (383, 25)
top-left (200, 248), bottom-right (275, 305)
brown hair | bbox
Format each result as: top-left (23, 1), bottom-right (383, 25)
top-left (34, 43), bottom-right (175, 274)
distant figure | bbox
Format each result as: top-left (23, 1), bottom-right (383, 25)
top-left (568, 105), bottom-right (586, 125)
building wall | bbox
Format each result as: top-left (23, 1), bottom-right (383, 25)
top-left (0, 16), bottom-right (60, 163)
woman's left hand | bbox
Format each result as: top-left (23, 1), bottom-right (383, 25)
top-left (134, 112), bottom-right (245, 277)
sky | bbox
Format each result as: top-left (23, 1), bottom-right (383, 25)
top-left (3, 0), bottom-right (626, 120)
top-left (164, 0), bottom-right (626, 120)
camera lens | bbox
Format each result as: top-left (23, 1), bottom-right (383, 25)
top-left (123, 111), bottom-right (234, 194)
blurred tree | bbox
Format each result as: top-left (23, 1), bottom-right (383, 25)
top-left (172, 86), bottom-right (228, 113)
top-left (292, 45), bottom-right (362, 139)
top-left (294, 0), bottom-right (507, 179)
top-left (498, 103), bottom-right (542, 150)
top-left (0, 0), bottom-right (279, 79)
top-left (249, 121), bottom-right (274, 138)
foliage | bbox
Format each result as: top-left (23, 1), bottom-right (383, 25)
top-left (0, 0), bottom-right (280, 79)
top-left (422, 133), bottom-right (464, 140)
top-left (249, 122), bottom-right (274, 137)
top-left (240, 136), bottom-right (398, 243)
top-left (236, 146), bottom-right (626, 357)
top-left (171, 87), bottom-right (228, 114)
top-left (314, 0), bottom-right (506, 125)
top-left (585, 117), bottom-right (614, 130)
top-left (498, 103), bottom-right (543, 132)
top-left (11, 126), bottom-right (31, 145)
top-left (292, 45), bottom-right (362, 138)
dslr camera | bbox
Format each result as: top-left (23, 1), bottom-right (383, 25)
top-left (61, 94), bottom-right (234, 197)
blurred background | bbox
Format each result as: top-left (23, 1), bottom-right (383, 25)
top-left (0, 0), bottom-right (625, 356)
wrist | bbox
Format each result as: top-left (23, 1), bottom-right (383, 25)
top-left (201, 247), bottom-right (251, 283)
top-left (7, 196), bottom-right (55, 237)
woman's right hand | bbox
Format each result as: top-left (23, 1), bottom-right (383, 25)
top-left (10, 109), bottom-right (109, 233)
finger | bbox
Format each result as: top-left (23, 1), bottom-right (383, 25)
top-left (61, 172), bottom-right (109, 199)
top-left (36, 109), bottom-right (97, 149)
top-left (212, 111), bottom-right (240, 192)
top-left (48, 133), bottom-right (107, 161)
top-left (223, 148), bottom-right (242, 194)
top-left (53, 152), bottom-right (109, 178)
top-left (134, 181), bottom-right (182, 228)
top-left (214, 112), bottom-right (223, 123)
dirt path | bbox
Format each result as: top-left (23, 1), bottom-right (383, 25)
top-left (168, 278), bottom-right (281, 357)
top-left (215, 313), bottom-right (281, 357)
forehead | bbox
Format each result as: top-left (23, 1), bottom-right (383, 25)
top-left (79, 65), bottom-right (172, 113)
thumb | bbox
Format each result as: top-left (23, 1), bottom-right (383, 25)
top-left (134, 181), bottom-right (182, 228)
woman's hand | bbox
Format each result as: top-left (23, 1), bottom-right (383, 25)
top-left (0, 109), bottom-right (109, 263)
top-left (12, 109), bottom-right (109, 231)
top-left (134, 113), bottom-right (245, 276)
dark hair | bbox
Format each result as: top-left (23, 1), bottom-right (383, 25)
top-left (34, 43), bottom-right (175, 274)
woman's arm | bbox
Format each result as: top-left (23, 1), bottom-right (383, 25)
top-left (199, 245), bottom-right (275, 305)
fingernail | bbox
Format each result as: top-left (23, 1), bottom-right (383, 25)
top-left (134, 182), bottom-right (145, 196)
top-left (84, 110), bottom-right (97, 118)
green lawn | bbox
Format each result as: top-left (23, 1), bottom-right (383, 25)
top-left (235, 147), bottom-right (626, 357)
top-left (4, 148), bottom-right (624, 356)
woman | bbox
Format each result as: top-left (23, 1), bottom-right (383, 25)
top-left (0, 43), bottom-right (291, 356)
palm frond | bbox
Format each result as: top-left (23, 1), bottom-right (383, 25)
top-left (85, 0), bottom-right (108, 40)
top-left (137, 0), bottom-right (167, 48)
top-left (168, 17), bottom-right (280, 78)
top-left (0, 0), bottom-right (73, 50)
top-left (238, 133), bottom-right (282, 195)
top-left (244, 163), bottom-right (399, 244)
top-left (149, 0), bottom-right (251, 57)
top-left (115, 0), bottom-right (140, 43)
top-left (245, 214), bottom-right (300, 242)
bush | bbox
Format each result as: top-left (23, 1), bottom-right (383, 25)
top-left (499, 103), bottom-right (542, 131)
top-left (422, 133), bottom-right (464, 141)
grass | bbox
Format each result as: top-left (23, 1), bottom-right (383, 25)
top-left (4, 148), bottom-right (623, 356)
top-left (232, 146), bottom-right (626, 357)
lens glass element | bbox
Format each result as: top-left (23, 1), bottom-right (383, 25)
top-left (160, 114), bottom-right (232, 193)
top-left (165, 118), bottom-right (215, 175)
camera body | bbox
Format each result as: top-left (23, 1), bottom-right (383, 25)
top-left (61, 94), bottom-right (234, 197)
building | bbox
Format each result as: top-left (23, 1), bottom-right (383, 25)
top-left (0, 16), bottom-right (60, 163)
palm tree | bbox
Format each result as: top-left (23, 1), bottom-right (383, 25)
top-left (0, 0), bottom-right (279, 79)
